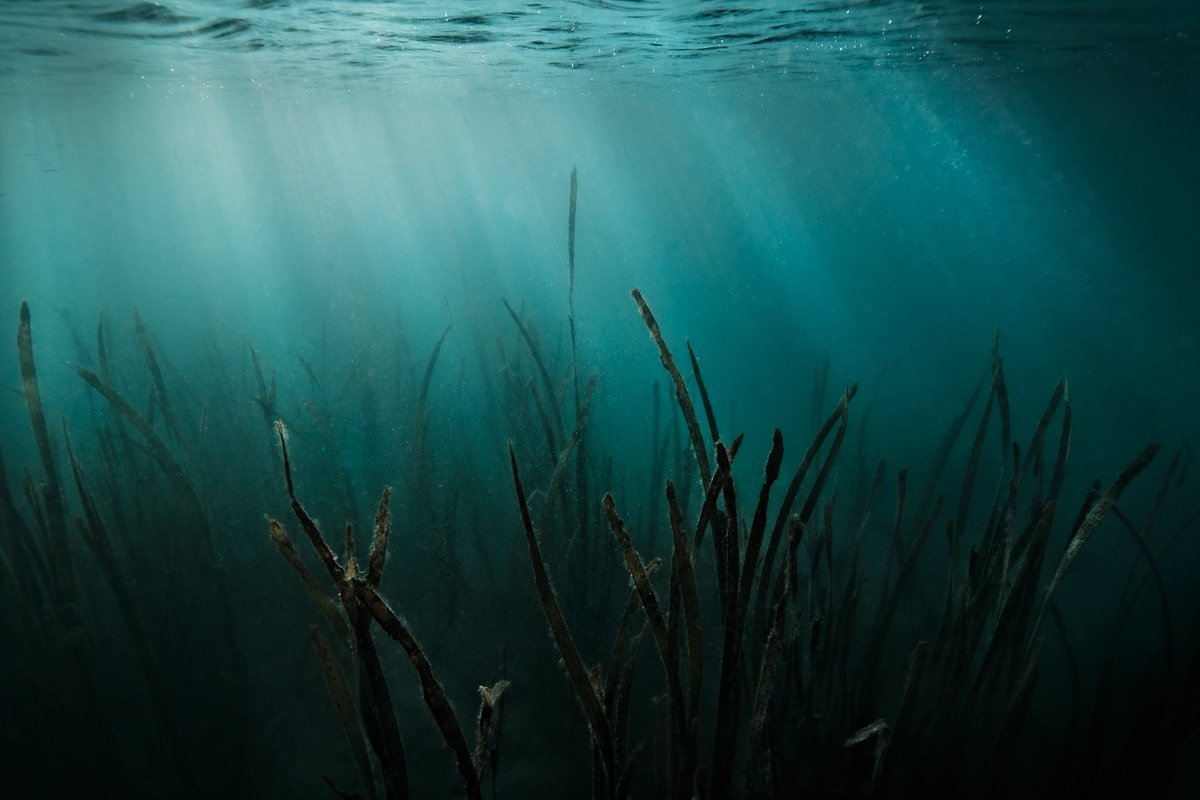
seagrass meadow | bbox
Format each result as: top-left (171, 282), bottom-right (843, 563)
top-left (2, 3), bottom-right (1200, 799)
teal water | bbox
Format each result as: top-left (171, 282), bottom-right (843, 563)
top-left (1, 3), bottom-right (1198, 798)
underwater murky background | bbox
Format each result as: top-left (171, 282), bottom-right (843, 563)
top-left (1, 2), bottom-right (1198, 798)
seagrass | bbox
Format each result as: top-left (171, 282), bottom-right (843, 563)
top-left (300, 396), bottom-right (359, 525)
top-left (133, 308), bottom-right (188, 455)
top-left (20, 469), bottom-right (48, 543)
top-left (631, 289), bottom-right (712, 488)
top-left (664, 557), bottom-right (685, 799)
top-left (755, 386), bottom-right (856, 636)
top-left (367, 487), bottom-right (393, 587)
top-left (606, 490), bottom-right (691, 797)
top-left (860, 495), bottom-right (946, 695)
top-left (1106, 444), bottom-right (1191, 644)
top-left (653, 694), bottom-right (670, 798)
top-left (744, 583), bottom-right (788, 799)
top-left (686, 341), bottom-right (720, 447)
top-left (0, 440), bottom-right (48, 602)
top-left (738, 428), bottom-right (785, 622)
top-left (613, 626), bottom-right (647, 768)
top-left (603, 493), bottom-right (671, 671)
top-left (713, 427), bottom-right (791, 799)
top-left (605, 556), bottom-right (662, 713)
top-left (714, 441), bottom-right (739, 625)
top-left (666, 479), bottom-right (703, 751)
top-left (541, 372), bottom-right (599, 525)
top-left (796, 393), bottom-right (851, 527)
top-left (17, 302), bottom-right (72, 597)
top-left (473, 680), bottom-right (510, 781)
top-left (508, 443), bottom-right (617, 787)
top-left (565, 167), bottom-right (591, 542)
top-left (528, 378), bottom-right (560, 467)
top-left (310, 624), bottom-right (378, 800)
top-left (954, 367), bottom-right (997, 552)
top-left (1020, 379), bottom-right (1065, 480)
top-left (692, 433), bottom-right (744, 554)
top-left (14, 303), bottom-right (136, 789)
top-left (61, 421), bottom-right (156, 677)
top-left (1029, 443), bottom-right (1160, 645)
top-left (268, 518), bottom-right (352, 648)
top-left (355, 581), bottom-right (483, 800)
top-left (811, 355), bottom-right (829, 429)
top-left (77, 366), bottom-right (213, 555)
top-left (96, 313), bottom-right (113, 385)
top-left (502, 299), bottom-right (564, 441)
top-left (1141, 442), bottom-right (1190, 538)
top-left (1106, 507), bottom-right (1175, 681)
top-left (889, 640), bottom-right (928, 764)
top-left (710, 441), bottom-right (743, 800)
top-left (92, 424), bottom-right (128, 533)
top-left (913, 367), bottom-right (989, 526)
top-left (1047, 603), bottom-right (1084, 746)
top-left (272, 422), bottom-right (409, 800)
top-left (414, 324), bottom-right (452, 458)
top-left (5, 170), bottom-right (1196, 800)
top-left (992, 341), bottom-right (1013, 474)
top-left (825, 459), bottom-right (886, 689)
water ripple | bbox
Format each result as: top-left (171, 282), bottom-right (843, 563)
top-left (0, 1), bottom-right (1195, 87)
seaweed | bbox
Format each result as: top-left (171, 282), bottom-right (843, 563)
top-left (356, 582), bottom-right (483, 800)
top-left (133, 308), bottom-right (190, 458)
top-left (567, 167), bottom-right (591, 542)
top-left (76, 366), bottom-right (213, 555)
top-left (509, 443), bottom-right (618, 789)
top-left (311, 624), bottom-right (378, 800)
top-left (631, 289), bottom-right (712, 489)
top-left (4, 173), bottom-right (1195, 800)
top-left (272, 420), bottom-right (511, 800)
top-left (17, 301), bottom-right (73, 598)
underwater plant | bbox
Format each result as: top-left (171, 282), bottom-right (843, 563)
top-left (3, 171), bottom-right (1197, 800)
top-left (500, 282), bottom-right (1198, 798)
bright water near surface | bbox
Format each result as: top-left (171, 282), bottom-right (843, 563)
top-left (1, 3), bottom-right (1199, 798)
